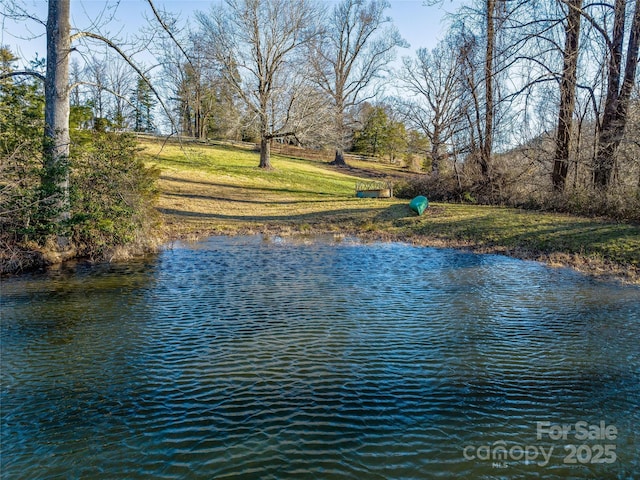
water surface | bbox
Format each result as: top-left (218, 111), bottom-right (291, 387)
top-left (2, 235), bottom-right (639, 479)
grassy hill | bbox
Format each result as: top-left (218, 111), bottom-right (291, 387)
top-left (140, 138), bottom-right (640, 283)
top-left (140, 139), bottom-right (397, 235)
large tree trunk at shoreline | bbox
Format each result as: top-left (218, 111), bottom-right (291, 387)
top-left (43, 0), bottom-right (71, 225)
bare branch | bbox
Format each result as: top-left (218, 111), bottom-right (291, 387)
top-left (69, 81), bottom-right (138, 110)
top-left (145, 0), bottom-right (195, 71)
top-left (71, 31), bottom-right (178, 133)
top-left (0, 70), bottom-right (46, 82)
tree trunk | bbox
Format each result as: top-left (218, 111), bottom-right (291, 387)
top-left (431, 124), bottom-right (441, 176)
top-left (480, 0), bottom-right (496, 180)
top-left (332, 148), bottom-right (347, 166)
top-left (594, 0), bottom-right (639, 188)
top-left (259, 136), bottom-right (272, 169)
top-left (330, 104), bottom-right (348, 166)
top-left (43, 0), bottom-right (71, 224)
top-left (552, 0), bottom-right (582, 192)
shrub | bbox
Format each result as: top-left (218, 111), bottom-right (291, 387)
top-left (394, 172), bottom-right (464, 202)
top-left (0, 75), bottom-right (46, 272)
top-left (0, 139), bottom-right (43, 241)
top-left (1, 129), bottom-right (162, 274)
top-left (69, 132), bottom-right (161, 260)
top-left (535, 186), bottom-right (640, 223)
top-left (394, 161), bottom-right (640, 223)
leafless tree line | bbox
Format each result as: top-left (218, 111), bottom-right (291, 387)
top-left (155, 0), bottom-right (405, 169)
top-left (395, 0), bottom-right (639, 200)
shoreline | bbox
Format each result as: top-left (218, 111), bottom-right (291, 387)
top-left (3, 221), bottom-right (638, 285)
top-left (160, 220), bottom-right (640, 286)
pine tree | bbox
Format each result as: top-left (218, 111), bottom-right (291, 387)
top-left (132, 77), bottom-right (156, 133)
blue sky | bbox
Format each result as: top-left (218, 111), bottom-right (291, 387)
top-left (2, 0), bottom-right (465, 67)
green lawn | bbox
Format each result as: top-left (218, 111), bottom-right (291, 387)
top-left (399, 204), bottom-right (640, 267)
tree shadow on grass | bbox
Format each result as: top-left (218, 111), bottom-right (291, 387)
top-left (163, 191), bottom-right (344, 206)
top-left (374, 203), bottom-right (415, 221)
top-left (158, 206), bottom-right (390, 224)
top-left (323, 161), bottom-right (415, 182)
top-left (161, 174), bottom-right (341, 197)
top-left (410, 213), bottom-right (640, 264)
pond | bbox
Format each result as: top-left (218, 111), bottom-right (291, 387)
top-left (1, 235), bottom-right (639, 479)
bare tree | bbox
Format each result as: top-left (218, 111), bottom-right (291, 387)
top-left (552, 0), bottom-right (583, 191)
top-left (482, 0), bottom-right (497, 178)
top-left (449, 0), bottom-right (506, 185)
top-left (197, 0), bottom-right (321, 169)
top-left (85, 54), bottom-right (108, 125)
top-left (106, 57), bottom-right (136, 130)
top-left (455, 28), bottom-right (484, 169)
top-left (309, 0), bottom-right (405, 167)
top-left (69, 59), bottom-right (82, 107)
top-left (593, 0), bottom-right (640, 188)
top-left (399, 37), bottom-right (465, 176)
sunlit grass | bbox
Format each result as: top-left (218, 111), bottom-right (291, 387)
top-left (140, 138), bottom-right (640, 281)
top-left (400, 204), bottom-right (640, 267)
top-left (140, 140), bottom-right (362, 197)
top-left (139, 138), bottom-right (392, 236)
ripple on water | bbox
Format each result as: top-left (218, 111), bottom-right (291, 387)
top-left (1, 235), bottom-right (639, 479)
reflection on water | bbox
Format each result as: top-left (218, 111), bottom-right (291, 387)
top-left (2, 235), bottom-right (639, 479)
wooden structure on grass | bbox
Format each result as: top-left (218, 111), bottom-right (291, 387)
top-left (355, 180), bottom-right (393, 198)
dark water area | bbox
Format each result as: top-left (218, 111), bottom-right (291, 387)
top-left (1, 235), bottom-right (639, 479)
